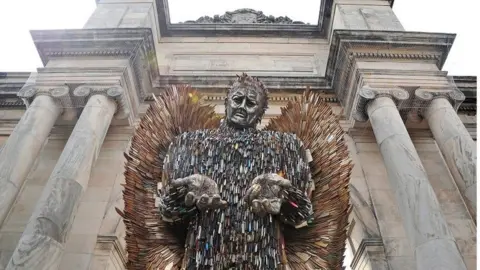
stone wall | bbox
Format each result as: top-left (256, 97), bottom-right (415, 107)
top-left (156, 37), bottom-right (329, 77)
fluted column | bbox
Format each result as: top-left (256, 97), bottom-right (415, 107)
top-left (0, 86), bottom-right (66, 227)
top-left (416, 88), bottom-right (476, 218)
top-left (354, 88), bottom-right (467, 270)
top-left (6, 85), bottom-right (124, 270)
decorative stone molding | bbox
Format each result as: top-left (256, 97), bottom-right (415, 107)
top-left (350, 238), bottom-right (386, 270)
top-left (17, 84), bottom-right (129, 120)
top-left (410, 88), bottom-right (465, 121)
top-left (351, 51), bottom-right (441, 62)
top-left (73, 84), bottom-right (130, 119)
top-left (325, 30), bottom-right (456, 120)
top-left (353, 87), bottom-right (409, 121)
top-left (30, 28), bottom-right (159, 101)
top-left (95, 235), bottom-right (127, 268)
top-left (201, 95), bottom-right (338, 103)
top-left (17, 85), bottom-right (69, 108)
top-left (157, 75), bottom-right (329, 91)
top-left (181, 8), bottom-right (308, 24)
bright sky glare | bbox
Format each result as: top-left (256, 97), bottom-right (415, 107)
top-left (0, 0), bottom-right (476, 76)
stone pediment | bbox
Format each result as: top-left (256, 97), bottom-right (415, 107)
top-left (181, 8), bottom-right (307, 24)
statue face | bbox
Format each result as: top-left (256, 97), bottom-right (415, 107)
top-left (226, 86), bottom-right (264, 128)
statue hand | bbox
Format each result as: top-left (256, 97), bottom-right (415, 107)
top-left (244, 173), bottom-right (292, 216)
top-left (171, 174), bottom-right (227, 211)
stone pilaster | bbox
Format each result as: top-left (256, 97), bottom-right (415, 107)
top-left (355, 87), bottom-right (466, 270)
top-left (413, 88), bottom-right (476, 219)
top-left (6, 86), bottom-right (122, 270)
top-left (0, 85), bottom-right (68, 228)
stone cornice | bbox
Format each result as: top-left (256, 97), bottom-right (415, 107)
top-left (30, 28), bottom-right (160, 100)
top-left (199, 94), bottom-right (337, 104)
top-left (325, 30), bottom-right (456, 121)
top-left (325, 30), bottom-right (456, 87)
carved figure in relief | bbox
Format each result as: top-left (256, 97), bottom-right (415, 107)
top-left (120, 73), bottom-right (352, 270)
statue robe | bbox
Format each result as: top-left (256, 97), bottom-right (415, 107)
top-left (160, 124), bottom-right (313, 270)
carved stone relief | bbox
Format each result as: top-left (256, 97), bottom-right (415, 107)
top-left (181, 8), bottom-right (308, 24)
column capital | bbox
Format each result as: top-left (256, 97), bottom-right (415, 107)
top-left (353, 87), bottom-right (409, 121)
top-left (17, 85), bottom-right (68, 116)
top-left (410, 88), bottom-right (465, 121)
top-left (17, 84), bottom-right (129, 121)
top-left (73, 84), bottom-right (129, 120)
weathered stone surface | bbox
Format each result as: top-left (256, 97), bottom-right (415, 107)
top-left (415, 239), bottom-right (466, 270)
top-left (181, 8), bottom-right (308, 25)
top-left (426, 97), bottom-right (476, 217)
top-left (156, 38), bottom-right (328, 77)
top-left (58, 253), bottom-right (92, 270)
top-left (0, 95), bottom-right (61, 228)
top-left (333, 5), bottom-right (404, 32)
top-left (6, 95), bottom-right (116, 270)
top-left (367, 96), bottom-right (466, 270)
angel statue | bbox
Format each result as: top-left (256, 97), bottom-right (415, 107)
top-left (119, 73), bottom-right (352, 270)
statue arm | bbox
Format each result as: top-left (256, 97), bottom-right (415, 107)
top-left (158, 139), bottom-right (198, 224)
top-left (157, 144), bottom-right (198, 223)
top-left (245, 136), bottom-right (314, 228)
top-left (158, 137), bottom-right (227, 223)
top-left (278, 139), bottom-right (314, 229)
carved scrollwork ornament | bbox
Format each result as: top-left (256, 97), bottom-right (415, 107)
top-left (50, 87), bottom-right (69, 98)
top-left (181, 8), bottom-right (307, 25)
top-left (73, 84), bottom-right (128, 119)
top-left (107, 86), bottom-right (129, 119)
top-left (73, 85), bottom-right (92, 107)
top-left (73, 85), bottom-right (91, 97)
top-left (447, 90), bottom-right (466, 111)
top-left (106, 85), bottom-right (124, 99)
top-left (353, 87), bottom-right (409, 122)
top-left (17, 85), bottom-right (36, 99)
top-left (17, 85), bottom-right (70, 109)
top-left (413, 88), bottom-right (466, 119)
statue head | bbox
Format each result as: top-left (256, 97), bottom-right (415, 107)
top-left (225, 73), bottom-right (269, 129)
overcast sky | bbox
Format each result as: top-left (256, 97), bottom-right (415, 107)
top-left (0, 0), bottom-right (476, 76)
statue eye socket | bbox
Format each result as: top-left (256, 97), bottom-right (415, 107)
top-left (246, 100), bottom-right (256, 107)
top-left (233, 97), bottom-right (243, 104)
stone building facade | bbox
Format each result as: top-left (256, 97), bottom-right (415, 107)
top-left (0, 0), bottom-right (476, 269)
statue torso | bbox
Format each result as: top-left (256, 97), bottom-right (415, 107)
top-left (164, 126), bottom-right (308, 270)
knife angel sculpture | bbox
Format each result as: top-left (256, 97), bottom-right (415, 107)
top-left (118, 74), bottom-right (351, 270)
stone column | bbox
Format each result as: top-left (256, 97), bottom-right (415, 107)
top-left (6, 86), bottom-right (123, 270)
top-left (417, 89), bottom-right (476, 217)
top-left (355, 88), bottom-right (467, 270)
top-left (0, 86), bottom-right (65, 227)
